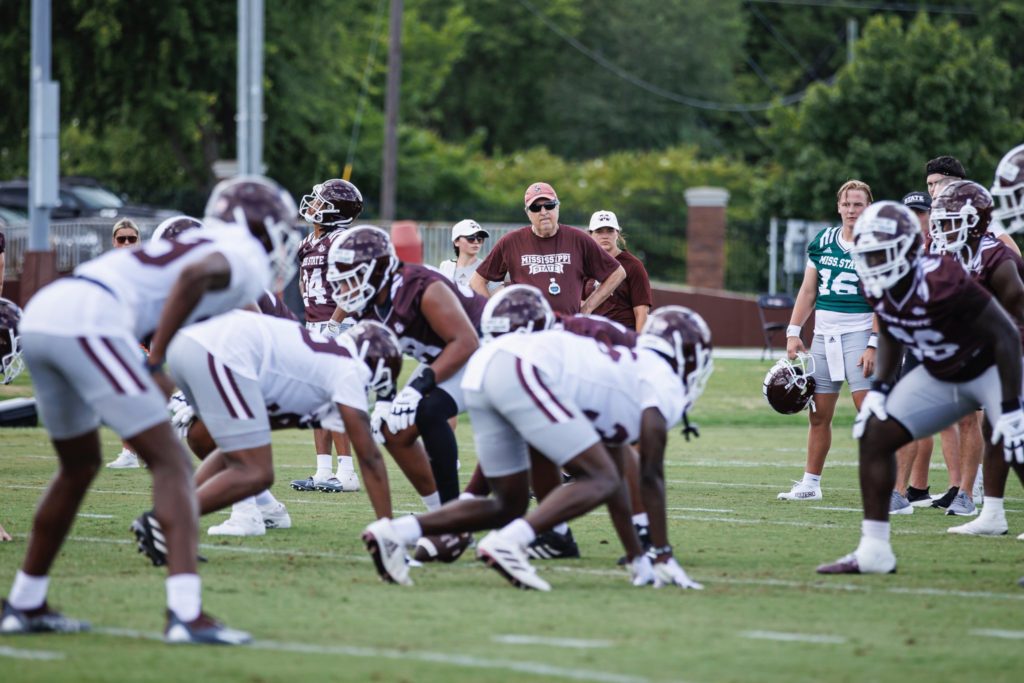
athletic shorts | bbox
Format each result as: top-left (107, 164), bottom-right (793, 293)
top-left (810, 329), bottom-right (872, 394)
top-left (21, 331), bottom-right (167, 441)
top-left (167, 335), bottom-right (271, 451)
top-left (464, 350), bottom-right (600, 478)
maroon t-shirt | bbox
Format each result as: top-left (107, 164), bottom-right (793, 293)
top-left (583, 250), bottom-right (652, 330)
top-left (297, 230), bottom-right (342, 323)
top-left (476, 224), bottom-right (621, 315)
top-left (867, 255), bottom-right (994, 381)
top-left (358, 264), bottom-right (485, 364)
top-left (966, 233), bottom-right (1024, 353)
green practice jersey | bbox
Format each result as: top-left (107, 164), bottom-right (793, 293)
top-left (807, 226), bottom-right (873, 314)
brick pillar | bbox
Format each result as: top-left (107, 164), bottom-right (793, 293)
top-left (685, 187), bottom-right (729, 290)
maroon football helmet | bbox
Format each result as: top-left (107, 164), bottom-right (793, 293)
top-left (763, 354), bottom-right (816, 414)
top-left (300, 179), bottom-right (363, 229)
top-left (0, 297), bottom-right (24, 385)
top-left (343, 320), bottom-right (403, 399)
top-left (929, 180), bottom-right (994, 255)
top-left (480, 285), bottom-right (554, 340)
top-left (851, 201), bottom-right (922, 297)
top-left (151, 215), bottom-right (203, 242)
top-left (991, 143), bottom-right (1024, 235)
top-left (204, 175), bottom-right (301, 290)
top-left (637, 306), bottom-right (713, 402)
top-left (325, 226), bottom-right (399, 314)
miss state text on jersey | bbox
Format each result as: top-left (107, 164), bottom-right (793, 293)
top-left (807, 226), bottom-right (873, 314)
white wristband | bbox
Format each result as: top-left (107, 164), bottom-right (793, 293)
top-left (786, 325), bottom-right (802, 338)
top-left (867, 333), bottom-right (878, 349)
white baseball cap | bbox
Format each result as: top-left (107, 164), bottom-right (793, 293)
top-left (588, 210), bottom-right (620, 232)
top-left (451, 219), bottom-right (490, 243)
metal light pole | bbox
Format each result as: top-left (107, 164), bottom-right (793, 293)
top-left (237, 0), bottom-right (264, 176)
top-left (380, 0), bottom-right (402, 221)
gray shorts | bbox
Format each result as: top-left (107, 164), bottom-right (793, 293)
top-left (409, 362), bottom-right (468, 414)
top-left (465, 350), bottom-right (600, 478)
top-left (21, 331), bottom-right (167, 440)
top-left (810, 330), bottom-right (873, 393)
top-left (884, 363), bottom-right (1008, 439)
top-left (304, 319), bottom-right (354, 335)
top-left (167, 335), bottom-right (271, 451)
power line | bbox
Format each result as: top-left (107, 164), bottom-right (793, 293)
top-left (745, 0), bottom-right (976, 14)
top-left (514, 0), bottom-right (821, 113)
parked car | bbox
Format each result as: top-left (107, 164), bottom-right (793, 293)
top-left (0, 177), bottom-right (178, 221)
top-left (0, 206), bottom-right (26, 225)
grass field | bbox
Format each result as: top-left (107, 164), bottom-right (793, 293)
top-left (2, 358), bottom-right (1023, 682)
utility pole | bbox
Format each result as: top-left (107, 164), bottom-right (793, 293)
top-left (380, 0), bottom-right (402, 222)
top-left (847, 18), bottom-right (858, 64)
top-left (237, 0), bottom-right (264, 176)
top-left (23, 0), bottom-right (60, 303)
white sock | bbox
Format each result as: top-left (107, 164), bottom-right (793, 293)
top-left (315, 453), bottom-right (333, 480)
top-left (166, 573), bottom-right (201, 623)
top-left (336, 455), bottom-right (354, 475)
top-left (500, 518), bottom-right (537, 547)
top-left (861, 519), bottom-right (890, 543)
top-left (392, 515), bottom-right (423, 546)
top-left (458, 492), bottom-right (478, 501)
top-left (233, 497), bottom-right (259, 518)
top-left (552, 522), bottom-right (570, 535)
top-left (631, 512), bottom-right (650, 527)
top-left (421, 491), bottom-right (441, 511)
top-left (254, 489), bottom-right (278, 507)
top-left (981, 497), bottom-right (1005, 517)
top-left (802, 472), bottom-right (822, 487)
top-left (9, 570), bottom-right (49, 611)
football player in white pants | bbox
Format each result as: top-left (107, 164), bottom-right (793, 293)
top-left (166, 313), bottom-right (402, 535)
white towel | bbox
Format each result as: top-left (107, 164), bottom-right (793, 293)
top-left (824, 335), bottom-right (846, 382)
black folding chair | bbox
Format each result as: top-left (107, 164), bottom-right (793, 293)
top-left (757, 293), bottom-right (795, 361)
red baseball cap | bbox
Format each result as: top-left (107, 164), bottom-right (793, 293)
top-left (524, 182), bottom-right (558, 206)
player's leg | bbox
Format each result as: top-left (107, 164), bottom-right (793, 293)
top-left (290, 427), bottom-right (335, 492)
top-left (933, 424), bottom-right (963, 508)
top-left (950, 416), bottom-right (1010, 535)
top-left (381, 426), bottom-right (442, 510)
top-left (525, 448), bottom-right (581, 559)
top-left (328, 430), bottom-right (360, 491)
top-left (949, 412), bottom-right (983, 514)
top-left (413, 387), bottom-right (461, 503)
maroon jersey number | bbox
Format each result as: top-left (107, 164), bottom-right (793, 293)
top-left (133, 238), bottom-right (213, 266)
top-left (888, 326), bottom-right (958, 362)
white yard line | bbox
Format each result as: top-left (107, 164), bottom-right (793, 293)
top-left (492, 634), bottom-right (614, 649)
top-left (739, 630), bottom-right (846, 644)
top-left (92, 627), bottom-right (650, 683)
top-left (0, 645), bottom-right (66, 661)
top-left (77, 513), bottom-right (115, 519)
top-left (810, 506), bottom-right (863, 512)
top-left (666, 507), bottom-right (735, 513)
top-left (969, 629), bottom-right (1024, 640)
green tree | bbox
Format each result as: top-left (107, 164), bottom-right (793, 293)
top-left (761, 13), bottom-right (1022, 219)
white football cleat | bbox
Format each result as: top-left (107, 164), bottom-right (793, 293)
top-left (335, 469), bottom-right (361, 492)
top-left (1017, 531), bottom-right (1024, 541)
top-left (817, 538), bottom-right (896, 575)
top-left (476, 531), bottom-right (551, 591)
top-left (363, 518), bottom-right (412, 586)
top-left (107, 448), bottom-right (140, 469)
top-left (208, 513), bottom-right (266, 537)
top-left (947, 514), bottom-right (1008, 536)
top-left (653, 558), bottom-right (704, 589)
top-left (777, 480), bottom-right (822, 501)
top-left (629, 555), bottom-right (655, 587)
top-left (258, 502), bottom-right (292, 530)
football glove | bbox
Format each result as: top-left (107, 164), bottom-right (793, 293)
top-left (167, 391), bottom-right (196, 439)
top-left (387, 386), bottom-right (423, 433)
top-left (652, 557), bottom-right (704, 590)
top-left (852, 383), bottom-right (890, 439)
top-left (370, 400), bottom-right (392, 444)
top-left (324, 320), bottom-right (343, 338)
top-left (992, 400), bottom-right (1024, 464)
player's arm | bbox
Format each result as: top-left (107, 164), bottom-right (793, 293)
top-left (997, 233), bottom-right (1022, 257)
top-left (603, 443), bottom-right (645, 561)
top-left (989, 260), bottom-right (1024, 325)
top-left (871, 326), bottom-right (904, 386)
top-left (582, 266), bottom-right (627, 315)
top-left (339, 403), bottom-right (392, 519)
top-left (637, 406), bottom-right (671, 555)
top-left (633, 305), bottom-right (649, 332)
top-left (421, 280), bottom-right (480, 384)
top-left (786, 265), bottom-right (818, 358)
top-left (146, 252), bottom-right (233, 388)
top-left (976, 298), bottom-right (1024, 403)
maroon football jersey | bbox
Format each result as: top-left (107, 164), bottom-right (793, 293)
top-left (965, 234), bottom-right (1024, 352)
top-left (558, 313), bottom-right (638, 348)
top-left (297, 230), bottom-right (341, 323)
top-left (868, 255), bottom-right (994, 381)
top-left (358, 264), bottom-right (485, 364)
top-left (257, 290), bottom-right (298, 321)
top-left (475, 225), bottom-right (621, 315)
top-left (583, 250), bottom-right (652, 330)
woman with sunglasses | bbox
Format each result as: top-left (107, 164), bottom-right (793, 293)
top-left (438, 219), bottom-right (501, 296)
top-left (111, 218), bottom-right (140, 248)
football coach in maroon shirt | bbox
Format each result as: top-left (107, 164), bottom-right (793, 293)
top-left (469, 182), bottom-right (626, 315)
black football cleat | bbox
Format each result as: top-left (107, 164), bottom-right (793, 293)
top-left (931, 486), bottom-right (959, 510)
top-left (1, 599), bottom-right (90, 634)
top-left (132, 511), bottom-right (168, 567)
top-left (526, 528), bottom-right (580, 560)
top-left (290, 476), bottom-right (318, 492)
top-left (164, 610), bottom-right (251, 645)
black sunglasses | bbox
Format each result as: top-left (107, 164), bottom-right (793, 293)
top-left (462, 234), bottom-right (486, 243)
top-left (115, 234), bottom-right (138, 244)
top-left (527, 200), bottom-right (559, 213)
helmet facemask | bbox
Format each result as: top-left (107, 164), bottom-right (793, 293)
top-left (991, 182), bottom-right (1024, 235)
top-left (851, 231), bottom-right (916, 297)
top-left (301, 184), bottom-right (355, 229)
top-left (1, 328), bottom-right (23, 385)
top-left (929, 203), bottom-right (978, 255)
